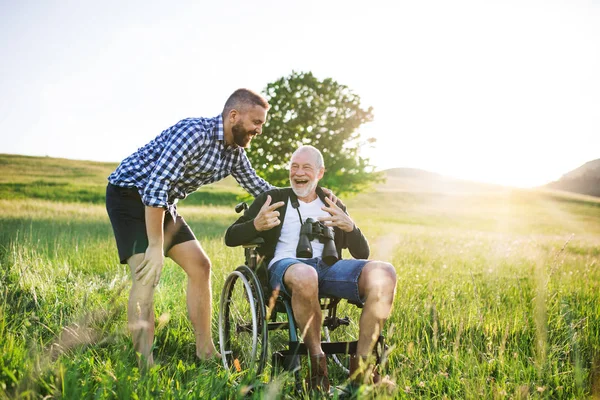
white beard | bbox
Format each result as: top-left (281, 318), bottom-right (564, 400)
top-left (292, 178), bottom-right (318, 199)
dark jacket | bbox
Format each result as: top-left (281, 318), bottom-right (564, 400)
top-left (225, 186), bottom-right (370, 262)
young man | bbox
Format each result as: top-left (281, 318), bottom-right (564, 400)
top-left (106, 88), bottom-right (274, 367)
top-left (225, 145), bottom-right (397, 392)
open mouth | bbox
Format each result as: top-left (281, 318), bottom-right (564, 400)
top-left (294, 178), bottom-right (309, 186)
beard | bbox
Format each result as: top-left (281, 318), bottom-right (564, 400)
top-left (231, 122), bottom-right (253, 148)
top-left (291, 178), bottom-right (318, 199)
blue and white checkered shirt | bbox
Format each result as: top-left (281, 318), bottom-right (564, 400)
top-left (108, 115), bottom-right (273, 214)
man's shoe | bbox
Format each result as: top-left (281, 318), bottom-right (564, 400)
top-left (307, 353), bottom-right (330, 393)
top-left (348, 354), bottom-right (381, 385)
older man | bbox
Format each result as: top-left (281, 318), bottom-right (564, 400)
top-left (225, 145), bottom-right (397, 392)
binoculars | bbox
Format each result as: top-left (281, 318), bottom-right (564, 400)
top-left (296, 218), bottom-right (338, 266)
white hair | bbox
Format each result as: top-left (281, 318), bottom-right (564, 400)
top-left (291, 145), bottom-right (324, 169)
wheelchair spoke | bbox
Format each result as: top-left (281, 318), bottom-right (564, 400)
top-left (219, 266), bottom-right (268, 378)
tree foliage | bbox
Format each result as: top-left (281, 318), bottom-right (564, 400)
top-left (249, 71), bottom-right (383, 195)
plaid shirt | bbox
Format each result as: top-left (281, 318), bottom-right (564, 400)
top-left (108, 115), bottom-right (273, 214)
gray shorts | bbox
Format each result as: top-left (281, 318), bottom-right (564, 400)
top-left (105, 183), bottom-right (196, 264)
top-left (269, 257), bottom-right (369, 305)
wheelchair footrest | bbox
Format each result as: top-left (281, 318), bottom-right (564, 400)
top-left (278, 341), bottom-right (358, 357)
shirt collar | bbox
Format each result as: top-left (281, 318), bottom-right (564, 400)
top-left (215, 114), bottom-right (225, 142)
top-left (215, 114), bottom-right (241, 153)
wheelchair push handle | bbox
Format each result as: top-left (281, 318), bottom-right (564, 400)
top-left (235, 202), bottom-right (248, 214)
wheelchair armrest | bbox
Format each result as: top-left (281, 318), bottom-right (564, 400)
top-left (242, 237), bottom-right (264, 248)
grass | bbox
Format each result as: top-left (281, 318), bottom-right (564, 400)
top-left (1, 154), bottom-right (599, 399)
top-left (0, 154), bottom-right (244, 207)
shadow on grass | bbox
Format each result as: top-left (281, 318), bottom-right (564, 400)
top-left (542, 191), bottom-right (600, 209)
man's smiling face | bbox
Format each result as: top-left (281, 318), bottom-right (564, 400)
top-left (289, 149), bottom-right (324, 200)
top-left (231, 105), bottom-right (267, 148)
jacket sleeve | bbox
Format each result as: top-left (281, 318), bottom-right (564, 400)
top-left (339, 201), bottom-right (370, 259)
top-left (224, 191), bottom-right (270, 247)
top-left (345, 225), bottom-right (370, 260)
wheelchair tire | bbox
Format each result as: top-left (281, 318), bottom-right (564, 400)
top-left (219, 265), bottom-right (268, 377)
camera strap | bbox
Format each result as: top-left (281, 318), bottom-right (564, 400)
top-left (289, 192), bottom-right (304, 224)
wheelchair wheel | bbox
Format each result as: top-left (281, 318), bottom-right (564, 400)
top-left (219, 265), bottom-right (268, 377)
top-left (323, 326), bottom-right (350, 374)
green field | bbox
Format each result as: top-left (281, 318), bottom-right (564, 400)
top-left (1, 154), bottom-right (599, 399)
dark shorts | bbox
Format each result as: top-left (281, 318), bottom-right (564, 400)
top-left (105, 183), bottom-right (196, 264)
top-left (269, 257), bottom-right (369, 305)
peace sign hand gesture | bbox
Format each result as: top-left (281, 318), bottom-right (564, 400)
top-left (253, 195), bottom-right (285, 232)
top-left (318, 197), bottom-right (355, 233)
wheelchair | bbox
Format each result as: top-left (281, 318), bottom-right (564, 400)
top-left (218, 203), bottom-right (385, 391)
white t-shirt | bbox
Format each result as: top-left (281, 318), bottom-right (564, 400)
top-left (268, 197), bottom-right (331, 268)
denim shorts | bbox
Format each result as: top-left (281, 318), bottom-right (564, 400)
top-left (269, 257), bottom-right (369, 305)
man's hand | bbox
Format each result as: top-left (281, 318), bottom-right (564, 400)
top-left (318, 197), bottom-right (355, 232)
top-left (253, 195), bottom-right (285, 232)
top-left (321, 187), bottom-right (345, 209)
top-left (136, 245), bottom-right (165, 286)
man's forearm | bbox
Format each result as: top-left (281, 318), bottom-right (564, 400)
top-left (347, 226), bottom-right (370, 259)
top-left (145, 206), bottom-right (165, 247)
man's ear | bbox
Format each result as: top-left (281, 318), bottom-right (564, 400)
top-left (229, 109), bottom-right (239, 123)
top-left (317, 168), bottom-right (325, 179)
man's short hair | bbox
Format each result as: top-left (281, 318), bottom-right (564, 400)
top-left (292, 145), bottom-right (325, 170)
top-left (223, 89), bottom-right (270, 115)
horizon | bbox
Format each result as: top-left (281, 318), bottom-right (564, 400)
top-left (3, 151), bottom-right (595, 189)
top-left (1, 0), bottom-right (598, 188)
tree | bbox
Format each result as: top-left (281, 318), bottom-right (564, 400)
top-left (250, 71), bottom-right (383, 195)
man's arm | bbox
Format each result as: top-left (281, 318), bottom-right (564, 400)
top-left (344, 225), bottom-right (370, 260)
top-left (225, 191), bottom-right (284, 246)
top-left (231, 151), bottom-right (275, 197)
top-left (143, 120), bottom-right (207, 208)
top-left (135, 206), bottom-right (166, 286)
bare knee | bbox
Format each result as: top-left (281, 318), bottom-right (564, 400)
top-left (128, 255), bottom-right (155, 303)
top-left (360, 261), bottom-right (397, 303)
top-left (167, 241), bottom-right (212, 282)
top-left (186, 257), bottom-right (211, 282)
top-left (284, 264), bottom-right (319, 298)
top-left (130, 281), bottom-right (155, 307)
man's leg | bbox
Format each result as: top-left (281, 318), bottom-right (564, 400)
top-left (356, 261), bottom-right (397, 357)
top-left (127, 253), bottom-right (155, 367)
top-left (283, 263), bottom-right (323, 355)
top-left (283, 262), bottom-right (328, 391)
top-left (167, 240), bottom-right (219, 359)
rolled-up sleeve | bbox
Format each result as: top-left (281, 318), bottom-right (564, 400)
top-left (231, 150), bottom-right (274, 198)
top-left (142, 122), bottom-right (207, 208)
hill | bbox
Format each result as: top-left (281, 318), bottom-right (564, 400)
top-left (0, 154), bottom-right (243, 206)
top-left (380, 167), bottom-right (508, 195)
top-left (545, 158), bottom-right (600, 197)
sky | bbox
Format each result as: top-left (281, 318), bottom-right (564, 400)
top-left (1, 0), bottom-right (598, 188)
